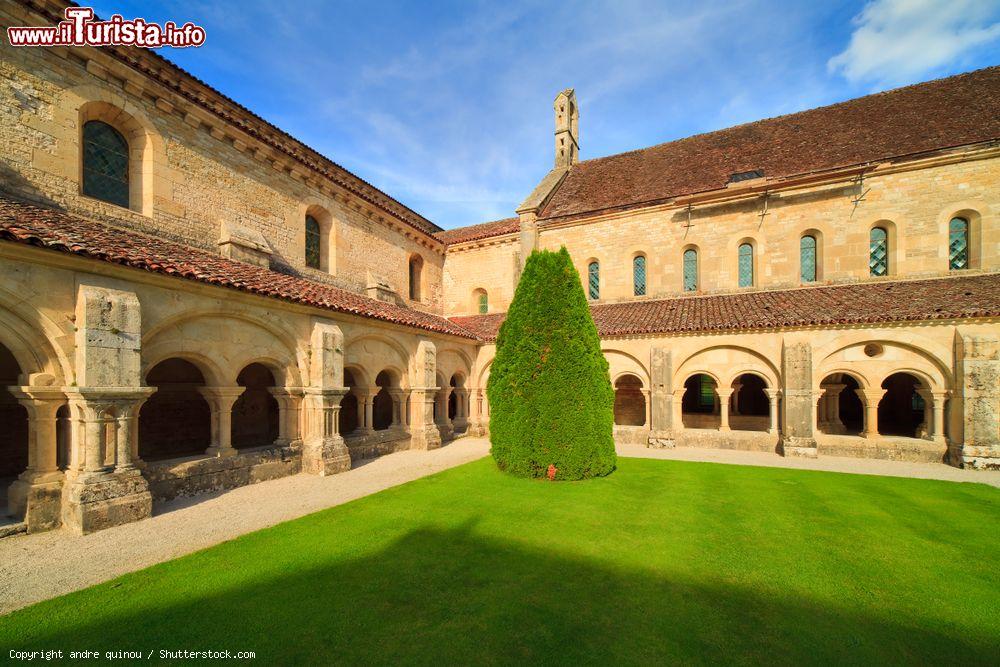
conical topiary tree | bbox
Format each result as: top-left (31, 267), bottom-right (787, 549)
top-left (487, 247), bottom-right (616, 480)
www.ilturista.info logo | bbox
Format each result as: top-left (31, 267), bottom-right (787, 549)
top-left (7, 6), bottom-right (206, 48)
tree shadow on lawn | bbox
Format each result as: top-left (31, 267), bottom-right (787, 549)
top-left (1, 524), bottom-right (995, 666)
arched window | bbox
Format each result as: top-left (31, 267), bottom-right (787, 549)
top-left (800, 235), bottom-right (817, 282)
top-left (633, 255), bottom-right (647, 296)
top-left (738, 243), bottom-right (754, 287)
top-left (870, 227), bottom-right (888, 276)
top-left (82, 120), bottom-right (130, 208)
top-left (477, 289), bottom-right (488, 314)
top-left (683, 248), bottom-right (698, 292)
top-left (304, 215), bottom-right (321, 269)
top-left (409, 255), bottom-right (423, 301)
top-left (949, 217), bottom-right (969, 270)
top-left (588, 261), bottom-right (600, 300)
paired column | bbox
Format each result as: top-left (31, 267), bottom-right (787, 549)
top-left (7, 387), bottom-right (66, 533)
top-left (924, 390), bottom-right (949, 445)
top-left (198, 387), bottom-right (245, 457)
top-left (301, 388), bottom-right (350, 475)
top-left (268, 388), bottom-right (304, 447)
top-left (717, 388), bottom-right (733, 432)
top-left (856, 388), bottom-right (886, 439)
top-left (765, 388), bottom-right (780, 434)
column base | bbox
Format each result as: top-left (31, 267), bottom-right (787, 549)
top-left (781, 436), bottom-right (818, 458)
top-left (7, 471), bottom-right (64, 533)
top-left (62, 468), bottom-right (152, 535)
top-left (951, 443), bottom-right (1000, 470)
top-left (206, 445), bottom-right (238, 458)
top-left (411, 426), bottom-right (443, 451)
top-left (302, 436), bottom-right (351, 476)
top-left (647, 431), bottom-right (676, 448)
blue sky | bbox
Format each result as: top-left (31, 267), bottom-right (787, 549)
top-left (91, 0), bottom-right (1000, 229)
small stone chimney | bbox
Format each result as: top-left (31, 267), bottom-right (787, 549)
top-left (554, 89), bottom-right (579, 168)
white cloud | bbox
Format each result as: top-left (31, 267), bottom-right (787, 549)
top-left (829, 0), bottom-right (1000, 86)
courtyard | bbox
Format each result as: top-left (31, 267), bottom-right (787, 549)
top-left (1, 443), bottom-right (997, 664)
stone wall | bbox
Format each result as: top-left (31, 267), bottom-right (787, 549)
top-left (0, 2), bottom-right (444, 311)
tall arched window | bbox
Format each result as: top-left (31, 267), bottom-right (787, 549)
top-left (738, 243), bottom-right (754, 287)
top-left (633, 255), bottom-right (647, 296)
top-left (683, 249), bottom-right (698, 292)
top-left (476, 289), bottom-right (488, 314)
top-left (588, 261), bottom-right (600, 300)
top-left (409, 255), bottom-right (423, 301)
top-left (304, 215), bottom-right (321, 269)
top-left (870, 227), bottom-right (888, 276)
top-left (800, 235), bottom-right (817, 282)
top-left (82, 120), bottom-right (130, 208)
top-left (949, 217), bottom-right (969, 270)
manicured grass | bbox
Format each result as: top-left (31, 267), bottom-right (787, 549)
top-left (2, 458), bottom-right (999, 665)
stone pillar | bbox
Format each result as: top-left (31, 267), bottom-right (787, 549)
top-left (470, 388), bottom-right (487, 437)
top-left (731, 382), bottom-right (742, 415)
top-left (301, 388), bottom-right (350, 475)
top-left (857, 388), bottom-right (885, 439)
top-left (302, 322), bottom-right (351, 474)
top-left (62, 388), bottom-right (155, 534)
top-left (388, 388), bottom-right (405, 429)
top-left (198, 387), bottom-right (244, 457)
top-left (268, 388), bottom-right (303, 447)
top-left (717, 388), bottom-right (733, 432)
top-left (928, 390), bottom-right (949, 445)
top-left (954, 333), bottom-right (999, 468)
top-left (354, 389), bottom-right (367, 434)
top-left (824, 384), bottom-right (846, 434)
top-left (6, 386), bottom-right (65, 533)
top-left (364, 390), bottom-right (376, 433)
top-left (61, 285), bottom-right (157, 534)
top-left (671, 389), bottom-right (685, 433)
top-left (647, 347), bottom-right (675, 448)
top-left (780, 340), bottom-right (817, 457)
top-left (641, 388), bottom-right (651, 428)
top-left (453, 388), bottom-right (469, 430)
top-left (765, 388), bottom-right (780, 435)
top-left (410, 340), bottom-right (443, 450)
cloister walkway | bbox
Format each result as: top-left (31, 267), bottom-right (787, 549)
top-left (2, 438), bottom-right (997, 615)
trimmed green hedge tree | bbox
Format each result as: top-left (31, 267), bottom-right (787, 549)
top-left (487, 247), bottom-right (616, 480)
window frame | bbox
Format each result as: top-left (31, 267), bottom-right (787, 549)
top-left (948, 216), bottom-right (969, 271)
top-left (587, 261), bottom-right (600, 300)
top-left (683, 248), bottom-right (698, 292)
top-left (737, 242), bottom-right (754, 288)
top-left (632, 254), bottom-right (647, 296)
top-left (304, 214), bottom-right (321, 270)
top-left (800, 234), bottom-right (818, 283)
top-left (869, 226), bottom-right (889, 277)
top-left (81, 120), bottom-right (130, 209)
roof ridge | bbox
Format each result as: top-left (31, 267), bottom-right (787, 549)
top-left (573, 65), bottom-right (1000, 168)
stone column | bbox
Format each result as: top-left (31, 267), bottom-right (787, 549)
top-left (410, 340), bottom-right (443, 450)
top-left (301, 388), bottom-right (350, 475)
top-left (6, 386), bottom-right (65, 533)
top-left (647, 347), bottom-right (675, 448)
top-left (717, 388), bottom-right (733, 432)
top-left (765, 388), bottom-right (780, 434)
top-left (354, 389), bottom-right (367, 434)
top-left (62, 388), bottom-right (156, 534)
top-left (198, 387), bottom-right (245, 457)
top-left (470, 388), bottom-right (487, 437)
top-left (929, 390), bottom-right (949, 445)
top-left (671, 389), bottom-right (685, 433)
top-left (825, 384), bottom-right (846, 434)
top-left (857, 388), bottom-right (885, 439)
top-left (388, 388), bottom-right (406, 429)
top-left (641, 388), bottom-right (651, 428)
top-left (780, 340), bottom-right (817, 457)
top-left (268, 388), bottom-right (303, 447)
top-left (731, 382), bottom-right (742, 415)
top-left (363, 390), bottom-right (376, 434)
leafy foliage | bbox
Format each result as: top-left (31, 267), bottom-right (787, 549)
top-left (487, 247), bottom-right (615, 479)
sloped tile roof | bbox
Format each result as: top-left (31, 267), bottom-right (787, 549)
top-left (0, 197), bottom-right (477, 339)
top-left (540, 66), bottom-right (1000, 220)
top-left (450, 274), bottom-right (1000, 342)
top-left (435, 218), bottom-right (519, 246)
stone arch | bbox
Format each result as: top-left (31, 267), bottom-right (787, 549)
top-left (816, 335), bottom-right (950, 393)
top-left (62, 84), bottom-right (166, 216)
top-left (437, 347), bottom-right (473, 385)
top-left (817, 372), bottom-right (865, 435)
top-left (0, 287), bottom-right (72, 385)
top-left (0, 342), bottom-right (29, 480)
top-left (231, 362), bottom-right (279, 449)
top-left (613, 373), bottom-right (646, 427)
top-left (346, 335), bottom-right (411, 389)
top-left (372, 368), bottom-right (402, 431)
top-left (143, 313), bottom-right (301, 388)
top-left (729, 372), bottom-right (770, 432)
top-left (878, 371), bottom-right (929, 438)
top-left (603, 349), bottom-right (650, 388)
top-left (676, 345), bottom-right (779, 391)
top-left (139, 357), bottom-right (211, 461)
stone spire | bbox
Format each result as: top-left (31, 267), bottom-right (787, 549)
top-left (554, 89), bottom-right (579, 167)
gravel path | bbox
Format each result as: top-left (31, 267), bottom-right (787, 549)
top-left (3, 438), bottom-right (996, 616)
top-left (0, 438), bottom-right (491, 615)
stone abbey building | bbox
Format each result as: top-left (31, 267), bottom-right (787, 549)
top-left (1, 0), bottom-right (998, 535)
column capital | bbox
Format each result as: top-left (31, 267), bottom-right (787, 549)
top-left (764, 388), bottom-right (781, 400)
top-left (716, 388), bottom-right (734, 400)
top-left (855, 388), bottom-right (886, 404)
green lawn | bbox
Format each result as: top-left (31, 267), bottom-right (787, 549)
top-left (2, 457), bottom-right (999, 665)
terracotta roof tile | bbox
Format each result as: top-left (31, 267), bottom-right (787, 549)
top-left (0, 197), bottom-right (477, 340)
top-left (450, 274), bottom-right (1000, 342)
top-left (435, 218), bottom-right (519, 245)
top-left (541, 66), bottom-right (1000, 220)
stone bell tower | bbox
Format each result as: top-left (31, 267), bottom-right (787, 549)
top-left (554, 89), bottom-right (579, 168)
